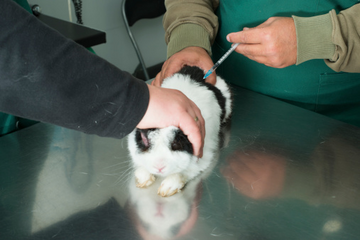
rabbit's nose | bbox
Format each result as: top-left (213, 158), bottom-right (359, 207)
top-left (155, 164), bottom-right (165, 173)
top-left (157, 166), bottom-right (165, 173)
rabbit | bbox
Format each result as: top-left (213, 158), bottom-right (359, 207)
top-left (127, 66), bottom-right (232, 197)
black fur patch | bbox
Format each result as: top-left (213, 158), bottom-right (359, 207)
top-left (135, 128), bottom-right (156, 152)
top-left (176, 66), bottom-right (227, 122)
top-left (177, 65), bottom-right (205, 80)
top-left (170, 129), bottom-right (193, 155)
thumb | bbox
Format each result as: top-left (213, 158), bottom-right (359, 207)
top-left (227, 28), bottom-right (262, 44)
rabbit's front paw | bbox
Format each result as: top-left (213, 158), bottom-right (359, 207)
top-left (135, 168), bottom-right (155, 188)
top-left (158, 173), bottom-right (185, 197)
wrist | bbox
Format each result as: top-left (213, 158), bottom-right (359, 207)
top-left (136, 84), bottom-right (151, 129)
top-left (292, 12), bottom-right (335, 65)
top-left (167, 24), bottom-right (212, 58)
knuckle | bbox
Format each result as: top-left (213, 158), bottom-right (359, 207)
top-left (262, 31), bottom-right (273, 42)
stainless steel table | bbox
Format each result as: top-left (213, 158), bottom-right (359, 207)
top-left (1, 85), bottom-right (360, 240)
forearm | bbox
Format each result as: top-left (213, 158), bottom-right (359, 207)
top-left (0, 0), bottom-right (149, 139)
top-left (326, 5), bottom-right (360, 72)
top-left (293, 3), bottom-right (360, 72)
top-left (164, 0), bottom-right (219, 58)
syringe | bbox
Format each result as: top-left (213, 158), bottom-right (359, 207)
top-left (203, 43), bottom-right (240, 79)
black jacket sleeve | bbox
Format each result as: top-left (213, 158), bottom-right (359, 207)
top-left (0, 0), bottom-right (149, 139)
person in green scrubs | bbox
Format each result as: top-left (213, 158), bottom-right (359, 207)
top-left (153, 0), bottom-right (360, 127)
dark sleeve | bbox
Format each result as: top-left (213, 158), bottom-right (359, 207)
top-left (0, 0), bottom-right (149, 139)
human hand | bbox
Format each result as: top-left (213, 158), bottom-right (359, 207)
top-left (151, 47), bottom-right (216, 87)
top-left (227, 17), bottom-right (297, 68)
top-left (137, 84), bottom-right (205, 157)
top-left (221, 151), bottom-right (286, 199)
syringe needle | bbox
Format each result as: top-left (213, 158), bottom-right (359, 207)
top-left (203, 43), bottom-right (240, 79)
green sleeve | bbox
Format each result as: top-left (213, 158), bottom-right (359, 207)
top-left (292, 13), bottom-right (335, 65)
top-left (293, 3), bottom-right (360, 73)
top-left (164, 0), bottom-right (219, 58)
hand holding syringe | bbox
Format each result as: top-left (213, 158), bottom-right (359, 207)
top-left (203, 43), bottom-right (240, 79)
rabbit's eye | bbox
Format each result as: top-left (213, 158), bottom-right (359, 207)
top-left (171, 130), bottom-right (193, 154)
top-left (171, 141), bottom-right (183, 151)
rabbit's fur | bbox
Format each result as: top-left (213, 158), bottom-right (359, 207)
top-left (127, 66), bottom-right (232, 197)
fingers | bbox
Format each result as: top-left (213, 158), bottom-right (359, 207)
top-left (179, 105), bottom-right (205, 158)
top-left (234, 44), bottom-right (265, 57)
top-left (152, 56), bottom-right (186, 87)
top-left (161, 59), bottom-right (184, 80)
top-left (233, 44), bottom-right (273, 66)
top-left (154, 46), bottom-right (216, 87)
top-left (192, 102), bottom-right (205, 156)
top-left (176, 96), bottom-right (205, 157)
top-left (226, 17), bottom-right (275, 44)
top-left (227, 28), bottom-right (263, 44)
top-left (152, 72), bottom-right (162, 86)
top-left (226, 17), bottom-right (297, 68)
top-left (204, 70), bottom-right (217, 85)
top-left (176, 98), bottom-right (205, 157)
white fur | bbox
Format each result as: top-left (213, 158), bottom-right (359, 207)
top-left (127, 72), bottom-right (232, 197)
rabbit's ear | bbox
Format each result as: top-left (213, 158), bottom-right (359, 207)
top-left (135, 129), bottom-right (156, 152)
top-left (140, 131), bottom-right (149, 147)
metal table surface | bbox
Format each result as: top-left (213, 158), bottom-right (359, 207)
top-left (1, 85), bottom-right (360, 240)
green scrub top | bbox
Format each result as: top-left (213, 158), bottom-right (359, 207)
top-left (212, 0), bottom-right (360, 127)
top-left (13, 0), bottom-right (31, 13)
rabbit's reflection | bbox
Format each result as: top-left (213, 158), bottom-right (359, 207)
top-left (126, 150), bottom-right (218, 240)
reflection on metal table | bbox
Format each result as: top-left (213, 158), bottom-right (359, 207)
top-left (1, 84), bottom-right (360, 240)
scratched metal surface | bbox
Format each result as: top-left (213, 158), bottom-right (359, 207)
top-left (1, 86), bottom-right (360, 240)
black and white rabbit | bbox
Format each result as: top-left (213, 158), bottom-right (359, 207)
top-left (127, 66), bottom-right (232, 197)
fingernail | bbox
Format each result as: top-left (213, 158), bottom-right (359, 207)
top-left (226, 35), bottom-right (230, 42)
top-left (243, 27), bottom-right (249, 30)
